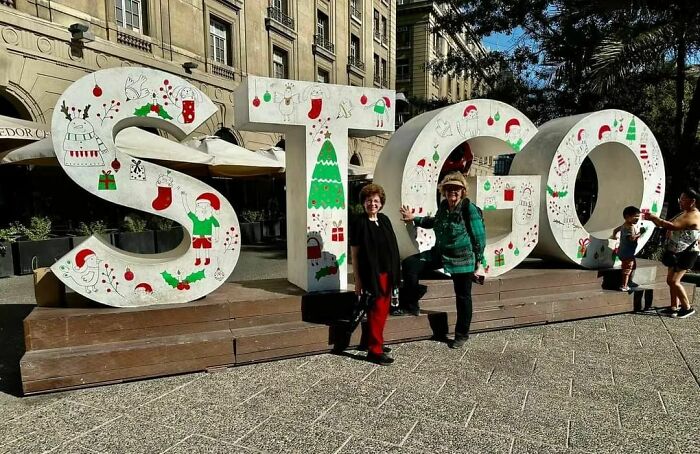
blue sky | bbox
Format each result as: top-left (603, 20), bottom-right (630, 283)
top-left (482, 29), bottom-right (526, 54)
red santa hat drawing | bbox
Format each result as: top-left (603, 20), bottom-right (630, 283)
top-left (196, 192), bottom-right (220, 210)
top-left (134, 282), bottom-right (153, 294)
top-left (463, 104), bottom-right (477, 117)
top-left (505, 118), bottom-right (520, 134)
top-left (382, 96), bottom-right (392, 108)
top-left (74, 248), bottom-right (96, 269)
top-left (598, 125), bottom-right (611, 140)
top-left (577, 129), bottom-right (585, 141)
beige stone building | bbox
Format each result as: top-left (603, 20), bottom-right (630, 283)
top-left (396, 0), bottom-right (494, 176)
top-left (0, 0), bottom-right (396, 168)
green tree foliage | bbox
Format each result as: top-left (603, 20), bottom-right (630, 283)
top-left (432, 1), bottom-right (700, 200)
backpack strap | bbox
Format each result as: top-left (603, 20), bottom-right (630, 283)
top-left (461, 198), bottom-right (483, 259)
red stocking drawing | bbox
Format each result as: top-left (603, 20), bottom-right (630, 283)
top-left (152, 173), bottom-right (174, 211)
top-left (308, 97), bottom-right (323, 119)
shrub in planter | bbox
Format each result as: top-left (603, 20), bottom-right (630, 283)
top-left (151, 216), bottom-right (184, 253)
top-left (11, 216), bottom-right (72, 275)
top-left (113, 214), bottom-right (155, 254)
top-left (240, 210), bottom-right (264, 244)
top-left (0, 227), bottom-right (18, 278)
top-left (72, 220), bottom-right (114, 247)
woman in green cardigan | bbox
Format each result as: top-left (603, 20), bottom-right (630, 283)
top-left (399, 172), bottom-right (486, 348)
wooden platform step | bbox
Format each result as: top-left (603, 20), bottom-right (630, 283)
top-left (20, 260), bottom-right (690, 394)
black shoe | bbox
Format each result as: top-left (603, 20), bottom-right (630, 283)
top-left (661, 307), bottom-right (680, 316)
top-left (357, 345), bottom-right (392, 353)
top-left (450, 335), bottom-right (469, 349)
top-left (367, 352), bottom-right (394, 366)
top-left (628, 281), bottom-right (640, 288)
top-left (390, 308), bottom-right (406, 316)
top-left (675, 307), bottom-right (696, 319)
top-left (407, 308), bottom-right (420, 316)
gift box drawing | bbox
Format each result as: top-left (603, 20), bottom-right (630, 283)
top-left (494, 248), bottom-right (505, 267)
top-left (577, 238), bottom-right (591, 258)
top-left (503, 184), bottom-right (514, 201)
top-left (98, 170), bottom-right (116, 190)
top-left (331, 220), bottom-right (344, 241)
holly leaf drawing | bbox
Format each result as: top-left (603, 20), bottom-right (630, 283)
top-left (546, 185), bottom-right (555, 196)
top-left (558, 190), bottom-right (568, 198)
top-left (184, 269), bottom-right (205, 283)
top-left (161, 270), bottom-right (179, 288)
top-left (134, 104), bottom-right (152, 117)
top-left (314, 253), bottom-right (346, 280)
top-left (157, 106), bottom-right (173, 120)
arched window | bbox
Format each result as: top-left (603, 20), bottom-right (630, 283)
top-left (350, 152), bottom-right (363, 166)
top-left (215, 127), bottom-right (239, 145)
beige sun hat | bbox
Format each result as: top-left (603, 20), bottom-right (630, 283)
top-left (438, 171), bottom-right (468, 190)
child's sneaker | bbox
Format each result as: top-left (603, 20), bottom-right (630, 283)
top-left (660, 306), bottom-right (680, 316)
top-left (619, 286), bottom-right (631, 292)
top-left (674, 307), bottom-right (696, 319)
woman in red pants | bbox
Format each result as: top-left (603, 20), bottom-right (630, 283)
top-left (350, 184), bottom-right (401, 365)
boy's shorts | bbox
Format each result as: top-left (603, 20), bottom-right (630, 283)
top-left (620, 258), bottom-right (636, 274)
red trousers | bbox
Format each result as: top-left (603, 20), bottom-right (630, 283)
top-left (367, 272), bottom-right (390, 356)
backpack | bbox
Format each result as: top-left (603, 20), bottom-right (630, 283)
top-left (460, 198), bottom-right (483, 259)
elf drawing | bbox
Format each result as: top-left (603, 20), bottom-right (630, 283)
top-left (370, 97), bottom-right (391, 127)
top-left (60, 101), bottom-right (108, 167)
top-left (182, 191), bottom-right (220, 266)
top-left (63, 248), bottom-right (100, 293)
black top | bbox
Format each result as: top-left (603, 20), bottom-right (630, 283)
top-left (350, 213), bottom-right (401, 296)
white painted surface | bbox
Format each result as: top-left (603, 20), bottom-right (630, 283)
top-left (234, 76), bottom-right (394, 291)
top-left (509, 110), bottom-right (664, 267)
top-left (50, 68), bottom-right (240, 307)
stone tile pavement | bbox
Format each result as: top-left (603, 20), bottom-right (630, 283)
top-left (1, 307), bottom-right (700, 454)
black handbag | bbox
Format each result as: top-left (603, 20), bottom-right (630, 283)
top-left (349, 291), bottom-right (374, 330)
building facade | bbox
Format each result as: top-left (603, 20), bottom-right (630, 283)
top-left (395, 0), bottom-right (494, 176)
top-left (0, 0), bottom-right (396, 167)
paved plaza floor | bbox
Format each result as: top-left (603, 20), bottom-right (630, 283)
top-left (0, 246), bottom-right (699, 453)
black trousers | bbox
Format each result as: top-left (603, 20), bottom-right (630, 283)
top-left (401, 252), bottom-right (474, 337)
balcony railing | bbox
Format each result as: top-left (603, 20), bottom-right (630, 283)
top-left (373, 73), bottom-right (381, 84)
top-left (313, 34), bottom-right (335, 54)
top-left (348, 56), bottom-right (365, 71)
top-left (267, 6), bottom-right (294, 29)
top-left (210, 62), bottom-right (235, 80)
top-left (117, 31), bottom-right (152, 53)
top-left (349, 5), bottom-right (362, 21)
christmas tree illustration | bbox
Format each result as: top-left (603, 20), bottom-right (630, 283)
top-left (626, 118), bottom-right (636, 141)
top-left (308, 132), bottom-right (345, 209)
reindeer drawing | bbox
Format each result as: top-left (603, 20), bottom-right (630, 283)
top-left (274, 83), bottom-right (300, 122)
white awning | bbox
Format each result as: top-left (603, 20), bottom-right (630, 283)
top-left (0, 115), bottom-right (50, 141)
top-left (184, 136), bottom-right (284, 177)
top-left (1, 128), bottom-right (212, 167)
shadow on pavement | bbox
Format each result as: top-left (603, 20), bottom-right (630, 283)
top-left (0, 304), bottom-right (34, 397)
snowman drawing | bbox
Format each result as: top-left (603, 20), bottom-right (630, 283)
top-left (515, 187), bottom-right (534, 225)
top-left (574, 129), bottom-right (588, 165)
top-left (59, 101), bottom-right (108, 167)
